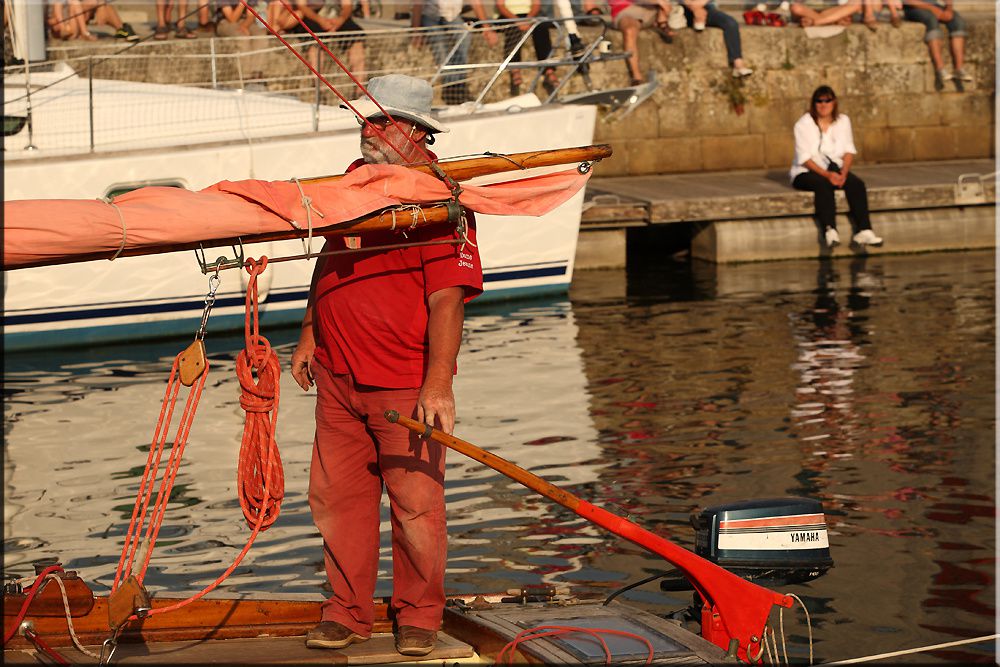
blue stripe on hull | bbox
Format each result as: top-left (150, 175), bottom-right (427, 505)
top-left (4, 268), bottom-right (569, 352)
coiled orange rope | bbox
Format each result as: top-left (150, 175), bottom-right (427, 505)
top-left (236, 257), bottom-right (285, 530)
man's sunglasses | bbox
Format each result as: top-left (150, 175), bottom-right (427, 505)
top-left (357, 116), bottom-right (398, 129)
top-left (814, 97), bottom-right (836, 104)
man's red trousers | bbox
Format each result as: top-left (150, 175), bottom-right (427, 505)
top-left (309, 362), bottom-right (447, 635)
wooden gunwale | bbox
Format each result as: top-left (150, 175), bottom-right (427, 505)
top-left (2, 591), bottom-right (517, 650)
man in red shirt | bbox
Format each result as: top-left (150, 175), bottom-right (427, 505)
top-left (291, 74), bottom-right (482, 657)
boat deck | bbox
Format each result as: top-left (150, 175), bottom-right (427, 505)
top-left (5, 633), bottom-right (478, 665)
top-left (4, 591), bottom-right (727, 665)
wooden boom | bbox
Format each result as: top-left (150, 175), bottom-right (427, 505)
top-left (302, 144), bottom-right (612, 184)
top-left (16, 203), bottom-right (458, 270)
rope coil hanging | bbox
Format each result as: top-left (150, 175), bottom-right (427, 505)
top-left (236, 256), bottom-right (285, 530)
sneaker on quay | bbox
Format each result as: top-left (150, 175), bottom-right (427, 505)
top-left (953, 68), bottom-right (972, 82)
top-left (305, 621), bottom-right (368, 650)
top-left (395, 625), bottom-right (437, 657)
top-left (115, 23), bottom-right (139, 41)
top-left (825, 227), bottom-right (840, 248)
top-left (852, 229), bottom-right (883, 246)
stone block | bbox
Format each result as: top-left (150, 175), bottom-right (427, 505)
top-left (741, 26), bottom-right (791, 71)
top-left (954, 126), bottom-right (993, 159)
top-left (748, 100), bottom-right (804, 136)
top-left (839, 66), bottom-right (869, 97)
top-left (655, 102), bottom-right (694, 138)
top-left (596, 101), bottom-right (661, 142)
top-left (673, 29), bottom-right (728, 70)
top-left (840, 95), bottom-right (887, 129)
top-left (765, 68), bottom-right (822, 101)
top-left (575, 229), bottom-right (627, 269)
top-left (764, 133), bottom-right (794, 168)
top-left (816, 66), bottom-right (847, 97)
top-left (911, 126), bottom-right (957, 161)
top-left (650, 66), bottom-right (689, 102)
top-left (863, 22), bottom-right (931, 63)
top-left (885, 93), bottom-right (941, 127)
top-left (702, 134), bottom-right (765, 171)
top-left (863, 63), bottom-right (926, 95)
top-left (692, 205), bottom-right (996, 263)
top-left (633, 136), bottom-right (703, 174)
top-left (885, 127), bottom-right (916, 161)
top-left (685, 97), bottom-right (751, 136)
top-left (939, 92), bottom-right (993, 127)
top-left (595, 144), bottom-right (632, 177)
top-left (856, 127), bottom-right (896, 163)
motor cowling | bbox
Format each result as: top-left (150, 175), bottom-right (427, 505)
top-left (662, 497), bottom-right (833, 590)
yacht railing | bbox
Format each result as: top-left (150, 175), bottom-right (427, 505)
top-left (2, 16), bottom-right (626, 155)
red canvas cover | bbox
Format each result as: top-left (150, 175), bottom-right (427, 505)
top-left (3, 164), bottom-right (589, 269)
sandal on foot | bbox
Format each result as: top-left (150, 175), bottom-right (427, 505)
top-left (153, 25), bottom-right (169, 39)
top-left (652, 21), bottom-right (673, 43)
top-left (176, 25), bottom-right (196, 38)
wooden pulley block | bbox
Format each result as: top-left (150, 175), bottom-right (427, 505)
top-left (178, 339), bottom-right (207, 386)
top-left (107, 575), bottom-right (151, 631)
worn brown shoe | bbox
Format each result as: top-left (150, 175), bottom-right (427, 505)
top-left (305, 621), bottom-right (368, 649)
top-left (394, 625), bottom-right (437, 656)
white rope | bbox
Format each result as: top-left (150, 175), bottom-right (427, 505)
top-left (291, 177), bottom-right (325, 259)
top-left (819, 634), bottom-right (999, 665)
top-left (783, 592), bottom-right (813, 665)
top-left (48, 575), bottom-right (101, 660)
top-left (762, 627), bottom-right (775, 664)
top-left (102, 198), bottom-right (127, 261)
top-left (387, 204), bottom-right (427, 238)
top-left (458, 210), bottom-right (477, 250)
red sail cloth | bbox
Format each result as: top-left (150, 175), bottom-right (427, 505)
top-left (3, 164), bottom-right (590, 269)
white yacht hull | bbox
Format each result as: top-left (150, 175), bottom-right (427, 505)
top-left (4, 97), bottom-right (596, 350)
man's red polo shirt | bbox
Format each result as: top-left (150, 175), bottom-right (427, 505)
top-left (312, 158), bottom-right (483, 389)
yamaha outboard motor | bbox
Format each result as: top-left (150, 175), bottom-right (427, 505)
top-left (661, 497), bottom-right (833, 591)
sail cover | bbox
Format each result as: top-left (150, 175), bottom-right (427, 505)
top-left (3, 163), bottom-right (590, 269)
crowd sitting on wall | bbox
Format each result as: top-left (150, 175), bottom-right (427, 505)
top-left (39, 0), bottom-right (973, 97)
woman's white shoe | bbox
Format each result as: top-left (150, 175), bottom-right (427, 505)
top-left (852, 229), bottom-right (883, 246)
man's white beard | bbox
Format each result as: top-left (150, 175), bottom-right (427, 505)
top-left (361, 137), bottom-right (406, 165)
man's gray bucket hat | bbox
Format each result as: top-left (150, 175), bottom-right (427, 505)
top-left (345, 74), bottom-right (449, 134)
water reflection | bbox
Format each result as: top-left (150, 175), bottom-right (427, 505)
top-left (3, 251), bottom-right (995, 663)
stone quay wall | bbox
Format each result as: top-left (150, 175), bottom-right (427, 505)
top-left (584, 17), bottom-right (994, 177)
top-left (41, 12), bottom-right (994, 179)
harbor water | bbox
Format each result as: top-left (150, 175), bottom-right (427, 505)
top-left (3, 249), bottom-right (995, 663)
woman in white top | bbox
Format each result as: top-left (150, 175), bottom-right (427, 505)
top-left (790, 85), bottom-right (883, 249)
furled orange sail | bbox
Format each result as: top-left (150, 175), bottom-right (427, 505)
top-left (4, 163), bottom-right (590, 270)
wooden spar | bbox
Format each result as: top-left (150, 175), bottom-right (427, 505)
top-left (9, 144), bottom-right (610, 271)
top-left (302, 144), bottom-right (613, 184)
top-left (384, 410), bottom-right (794, 662)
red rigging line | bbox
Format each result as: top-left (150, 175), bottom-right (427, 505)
top-left (237, 0), bottom-right (437, 166)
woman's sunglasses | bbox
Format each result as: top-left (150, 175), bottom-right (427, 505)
top-left (814, 97), bottom-right (836, 104)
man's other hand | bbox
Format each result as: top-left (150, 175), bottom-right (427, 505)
top-left (291, 345), bottom-right (315, 391)
top-left (417, 377), bottom-right (456, 434)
